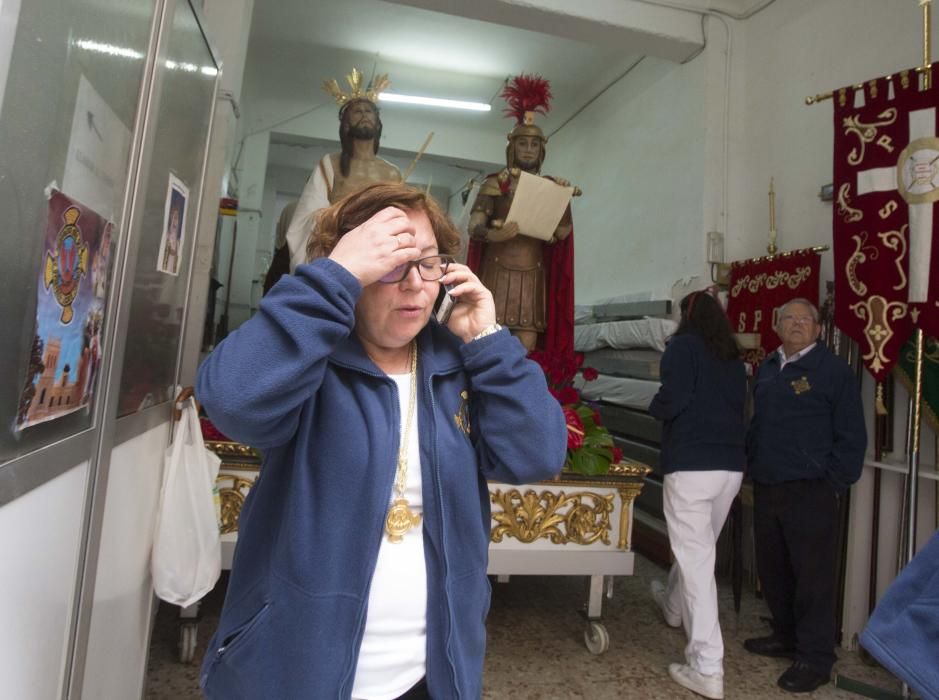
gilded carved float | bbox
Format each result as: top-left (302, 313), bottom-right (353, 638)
top-left (206, 440), bottom-right (650, 655)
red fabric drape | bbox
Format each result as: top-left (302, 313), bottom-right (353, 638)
top-left (832, 64), bottom-right (939, 379)
top-left (725, 250), bottom-right (820, 367)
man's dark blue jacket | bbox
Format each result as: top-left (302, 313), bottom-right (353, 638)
top-left (747, 343), bottom-right (866, 492)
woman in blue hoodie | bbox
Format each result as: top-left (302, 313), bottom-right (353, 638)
top-left (648, 291), bottom-right (746, 700)
top-left (196, 183), bottom-right (566, 699)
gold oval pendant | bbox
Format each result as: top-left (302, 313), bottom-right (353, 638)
top-left (385, 498), bottom-right (422, 543)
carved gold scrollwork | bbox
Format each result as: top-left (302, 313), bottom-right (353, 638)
top-left (877, 224), bottom-right (909, 291)
top-left (489, 489), bottom-right (614, 545)
top-left (217, 475), bottom-right (256, 534)
top-left (616, 484), bottom-right (645, 550)
top-left (837, 183), bottom-right (864, 223)
top-left (845, 232), bottom-right (879, 296)
top-left (849, 296), bottom-right (908, 373)
top-left (842, 108), bottom-right (898, 165)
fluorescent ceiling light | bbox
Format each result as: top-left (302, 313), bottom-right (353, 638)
top-left (379, 93), bottom-right (490, 112)
top-left (75, 39), bottom-right (143, 60)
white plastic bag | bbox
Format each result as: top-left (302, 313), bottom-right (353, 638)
top-left (151, 397), bottom-right (222, 607)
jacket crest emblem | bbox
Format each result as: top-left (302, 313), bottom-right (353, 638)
top-left (454, 390), bottom-right (471, 436)
top-left (791, 376), bottom-right (811, 395)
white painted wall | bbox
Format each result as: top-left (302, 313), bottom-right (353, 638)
top-left (548, 54), bottom-right (708, 303)
top-left (81, 424), bottom-right (170, 700)
top-left (0, 464), bottom-right (88, 700)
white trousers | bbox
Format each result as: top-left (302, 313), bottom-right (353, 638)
top-left (662, 469), bottom-right (743, 676)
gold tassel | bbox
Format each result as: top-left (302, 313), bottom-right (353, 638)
top-left (875, 382), bottom-right (888, 416)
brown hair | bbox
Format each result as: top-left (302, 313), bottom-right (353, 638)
top-left (306, 182), bottom-right (462, 262)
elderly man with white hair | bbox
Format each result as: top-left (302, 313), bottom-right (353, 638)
top-left (744, 298), bottom-right (867, 694)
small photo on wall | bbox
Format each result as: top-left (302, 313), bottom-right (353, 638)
top-left (157, 173), bottom-right (189, 276)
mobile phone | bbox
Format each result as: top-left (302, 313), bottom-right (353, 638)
top-left (434, 283), bottom-right (456, 325)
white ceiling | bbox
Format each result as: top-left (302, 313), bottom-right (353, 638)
top-left (245, 0), bottom-right (653, 129)
top-left (242, 0), bottom-right (703, 191)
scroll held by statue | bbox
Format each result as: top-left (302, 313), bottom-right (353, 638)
top-left (505, 171), bottom-right (573, 241)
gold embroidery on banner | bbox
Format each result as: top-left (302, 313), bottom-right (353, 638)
top-left (868, 79), bottom-right (878, 100)
top-left (903, 335), bottom-right (939, 365)
top-left (845, 232), bottom-right (879, 296)
top-left (876, 135), bottom-right (895, 153)
top-left (843, 108), bottom-right (898, 165)
top-left (743, 348), bottom-right (767, 366)
top-left (900, 70), bottom-right (911, 90)
top-left (879, 200), bottom-right (899, 219)
top-left (489, 489), bottom-right (614, 545)
top-left (838, 88), bottom-right (848, 107)
top-left (877, 224), bottom-right (909, 291)
top-left (791, 376), bottom-right (812, 395)
top-left (729, 267), bottom-right (813, 298)
top-left (911, 307), bottom-right (921, 324)
top-left (849, 296), bottom-right (908, 373)
top-left (837, 183), bottom-right (864, 223)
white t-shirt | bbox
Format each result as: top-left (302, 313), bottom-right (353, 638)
top-left (351, 372), bottom-right (427, 700)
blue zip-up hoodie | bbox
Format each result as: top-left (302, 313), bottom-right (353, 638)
top-left (195, 258), bottom-right (566, 699)
top-left (861, 529), bottom-right (939, 700)
top-left (648, 333), bottom-right (746, 473)
top-left (747, 343), bottom-right (866, 492)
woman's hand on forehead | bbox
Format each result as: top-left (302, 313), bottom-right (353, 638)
top-left (328, 206), bottom-right (422, 286)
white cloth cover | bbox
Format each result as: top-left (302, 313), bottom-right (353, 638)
top-left (151, 398), bottom-right (222, 608)
top-left (581, 348), bottom-right (662, 381)
top-left (286, 155), bottom-right (333, 273)
top-left (573, 317), bottom-right (677, 353)
top-left (662, 470), bottom-right (743, 676)
top-left (574, 373), bottom-right (661, 411)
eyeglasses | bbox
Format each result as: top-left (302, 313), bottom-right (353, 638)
top-left (378, 255), bottom-right (454, 284)
top-left (780, 314), bottom-right (815, 325)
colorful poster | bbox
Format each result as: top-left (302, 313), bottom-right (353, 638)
top-left (17, 190), bottom-right (113, 430)
top-left (725, 249), bottom-right (821, 367)
top-left (157, 173), bottom-right (188, 276)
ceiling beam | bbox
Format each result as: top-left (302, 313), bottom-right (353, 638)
top-left (383, 0), bottom-right (705, 63)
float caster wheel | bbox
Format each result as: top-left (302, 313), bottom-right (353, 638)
top-left (584, 620), bottom-right (609, 654)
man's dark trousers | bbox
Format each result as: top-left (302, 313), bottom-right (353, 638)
top-left (753, 478), bottom-right (840, 674)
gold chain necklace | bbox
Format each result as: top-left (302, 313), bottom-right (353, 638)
top-left (384, 340), bottom-right (422, 543)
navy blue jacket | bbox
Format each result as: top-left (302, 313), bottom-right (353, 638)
top-left (648, 333), bottom-right (746, 473)
top-left (195, 258), bottom-right (566, 699)
top-left (861, 529), bottom-right (939, 700)
top-left (747, 343), bottom-right (866, 492)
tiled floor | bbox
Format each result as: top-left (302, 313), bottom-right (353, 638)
top-left (145, 556), bottom-right (899, 699)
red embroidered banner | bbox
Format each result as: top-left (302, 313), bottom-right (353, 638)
top-left (726, 250), bottom-right (821, 366)
top-left (832, 64), bottom-right (939, 380)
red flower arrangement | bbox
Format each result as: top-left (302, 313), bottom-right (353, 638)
top-left (530, 350), bottom-right (622, 476)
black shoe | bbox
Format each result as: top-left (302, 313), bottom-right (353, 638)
top-left (743, 634), bottom-right (796, 659)
top-left (777, 661), bottom-right (830, 693)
